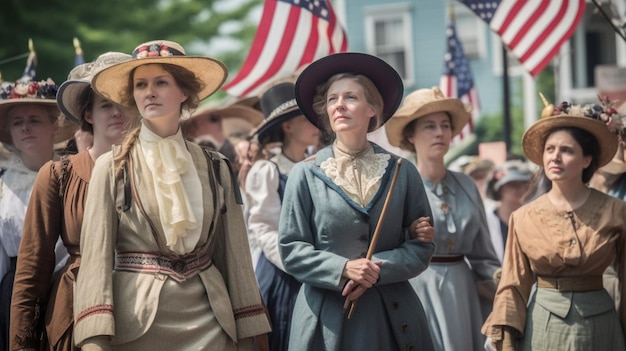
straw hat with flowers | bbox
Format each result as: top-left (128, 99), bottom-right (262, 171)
top-left (0, 78), bottom-right (76, 148)
top-left (522, 94), bottom-right (619, 168)
top-left (91, 40), bottom-right (227, 107)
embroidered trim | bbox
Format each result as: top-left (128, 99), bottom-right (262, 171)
top-left (75, 304), bottom-right (114, 324)
top-left (115, 251), bottom-right (213, 282)
top-left (234, 304), bottom-right (267, 319)
top-left (267, 99), bottom-right (298, 120)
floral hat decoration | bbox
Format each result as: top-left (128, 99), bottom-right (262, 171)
top-left (91, 40), bottom-right (228, 108)
top-left (522, 93), bottom-right (620, 168)
top-left (0, 78), bottom-right (76, 146)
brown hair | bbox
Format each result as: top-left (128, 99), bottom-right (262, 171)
top-left (311, 73), bottom-right (384, 139)
top-left (77, 87), bottom-right (96, 133)
top-left (113, 63), bottom-right (204, 176)
top-left (399, 112), bottom-right (454, 152)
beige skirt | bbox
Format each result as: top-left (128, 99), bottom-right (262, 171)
top-left (113, 275), bottom-right (236, 351)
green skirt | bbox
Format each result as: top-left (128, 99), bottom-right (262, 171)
top-left (520, 288), bottom-right (625, 351)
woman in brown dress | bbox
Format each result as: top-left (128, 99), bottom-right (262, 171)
top-left (10, 52), bottom-right (132, 351)
top-left (482, 97), bottom-right (626, 350)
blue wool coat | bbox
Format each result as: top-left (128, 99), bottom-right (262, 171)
top-left (278, 143), bottom-right (436, 351)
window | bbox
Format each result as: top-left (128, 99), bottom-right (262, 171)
top-left (364, 3), bottom-right (414, 86)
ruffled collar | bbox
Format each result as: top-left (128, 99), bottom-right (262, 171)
top-left (139, 123), bottom-right (203, 254)
top-left (320, 142), bottom-right (390, 206)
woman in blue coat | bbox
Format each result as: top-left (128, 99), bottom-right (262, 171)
top-left (278, 52), bottom-right (436, 351)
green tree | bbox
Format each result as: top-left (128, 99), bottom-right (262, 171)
top-left (0, 0), bottom-right (261, 99)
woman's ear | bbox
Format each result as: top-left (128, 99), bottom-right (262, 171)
top-left (84, 111), bottom-right (93, 125)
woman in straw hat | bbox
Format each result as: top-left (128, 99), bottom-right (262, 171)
top-left (9, 51), bottom-right (132, 351)
top-left (278, 52), bottom-right (435, 351)
top-left (244, 81), bottom-right (319, 351)
top-left (0, 77), bottom-right (76, 351)
top-left (481, 97), bottom-right (626, 351)
top-left (384, 86), bottom-right (500, 351)
top-left (72, 40), bottom-right (270, 351)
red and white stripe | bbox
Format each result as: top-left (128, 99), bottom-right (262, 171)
top-left (222, 0), bottom-right (348, 98)
top-left (491, 0), bottom-right (585, 76)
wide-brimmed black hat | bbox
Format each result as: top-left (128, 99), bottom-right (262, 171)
top-left (253, 82), bottom-right (303, 143)
top-left (294, 52), bottom-right (403, 130)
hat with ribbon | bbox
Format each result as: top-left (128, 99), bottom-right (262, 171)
top-left (385, 86), bottom-right (471, 151)
top-left (91, 40), bottom-right (227, 107)
top-left (252, 81), bottom-right (304, 144)
top-left (295, 52), bottom-right (403, 131)
top-left (0, 78), bottom-right (75, 147)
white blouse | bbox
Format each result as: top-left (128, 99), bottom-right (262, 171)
top-left (0, 153), bottom-right (68, 279)
top-left (245, 152), bottom-right (295, 271)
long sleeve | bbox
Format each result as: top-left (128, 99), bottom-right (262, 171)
top-left (482, 210), bottom-right (540, 341)
top-left (73, 153), bottom-right (118, 346)
top-left (10, 161), bottom-right (61, 349)
top-left (278, 157), bottom-right (435, 291)
top-left (245, 160), bottom-right (284, 270)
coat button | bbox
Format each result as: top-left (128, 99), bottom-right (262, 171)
top-left (406, 344), bottom-right (414, 351)
top-left (392, 301), bottom-right (399, 310)
top-left (400, 322), bottom-right (408, 332)
top-left (570, 239), bottom-right (576, 245)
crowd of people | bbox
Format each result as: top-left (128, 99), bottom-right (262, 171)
top-left (0, 39), bottom-right (626, 351)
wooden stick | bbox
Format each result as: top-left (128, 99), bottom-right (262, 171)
top-left (343, 158), bottom-right (403, 319)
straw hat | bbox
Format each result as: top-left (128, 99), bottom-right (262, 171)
top-left (91, 40), bottom-right (227, 107)
top-left (57, 52), bottom-right (132, 125)
top-left (252, 82), bottom-right (304, 144)
top-left (522, 95), bottom-right (619, 167)
top-left (294, 52), bottom-right (403, 130)
top-left (181, 101), bottom-right (264, 139)
top-left (385, 86), bottom-right (471, 151)
top-left (0, 78), bottom-right (75, 147)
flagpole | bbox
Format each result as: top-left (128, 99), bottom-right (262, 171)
top-left (501, 44), bottom-right (511, 152)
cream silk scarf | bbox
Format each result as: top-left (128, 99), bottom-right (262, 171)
top-left (139, 124), bottom-right (203, 254)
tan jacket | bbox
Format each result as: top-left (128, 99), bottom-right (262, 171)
top-left (73, 141), bottom-right (270, 347)
top-left (482, 190), bottom-right (626, 341)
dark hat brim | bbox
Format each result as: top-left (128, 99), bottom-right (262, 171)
top-left (294, 52), bottom-right (403, 130)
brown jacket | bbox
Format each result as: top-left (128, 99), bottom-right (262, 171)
top-left (11, 151), bottom-right (94, 350)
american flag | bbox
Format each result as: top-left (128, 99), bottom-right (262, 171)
top-left (222, 0), bottom-right (348, 98)
top-left (458, 0), bottom-right (585, 76)
top-left (440, 20), bottom-right (479, 139)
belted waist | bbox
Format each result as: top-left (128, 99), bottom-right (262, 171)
top-left (431, 255), bottom-right (464, 263)
top-left (115, 251), bottom-right (213, 282)
top-left (536, 275), bottom-right (603, 292)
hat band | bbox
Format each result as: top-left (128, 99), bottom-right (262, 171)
top-left (132, 43), bottom-right (185, 59)
top-left (267, 99), bottom-right (298, 120)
